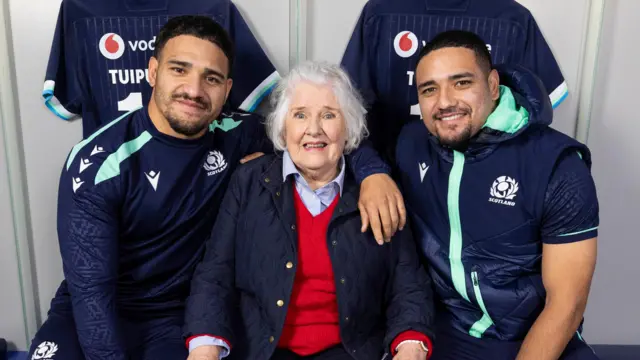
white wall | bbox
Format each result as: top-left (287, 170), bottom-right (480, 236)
top-left (0, 113), bottom-right (29, 351)
top-left (582, 0), bottom-right (640, 345)
top-left (234, 0), bottom-right (290, 74)
top-left (9, 0), bottom-right (82, 326)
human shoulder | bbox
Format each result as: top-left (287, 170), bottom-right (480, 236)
top-left (63, 109), bottom-right (142, 190)
top-left (234, 153), bottom-right (280, 180)
top-left (212, 110), bottom-right (264, 133)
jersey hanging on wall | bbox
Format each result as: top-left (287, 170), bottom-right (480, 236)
top-left (341, 0), bottom-right (567, 160)
top-left (43, 0), bottom-right (279, 138)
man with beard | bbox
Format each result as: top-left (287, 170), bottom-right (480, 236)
top-left (28, 16), bottom-right (405, 360)
top-left (395, 31), bottom-right (600, 360)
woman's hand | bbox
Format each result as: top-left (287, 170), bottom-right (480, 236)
top-left (393, 342), bottom-right (428, 360)
top-left (187, 345), bottom-right (222, 360)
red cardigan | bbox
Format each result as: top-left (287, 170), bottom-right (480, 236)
top-left (277, 189), bottom-right (431, 357)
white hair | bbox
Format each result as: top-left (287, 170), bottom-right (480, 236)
top-left (265, 61), bottom-right (368, 153)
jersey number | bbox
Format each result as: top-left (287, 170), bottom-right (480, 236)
top-left (118, 92), bottom-right (143, 112)
top-left (410, 103), bottom-right (422, 119)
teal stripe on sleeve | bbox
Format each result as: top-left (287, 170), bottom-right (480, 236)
top-left (66, 108), bottom-right (141, 170)
top-left (558, 226), bottom-right (598, 237)
top-left (95, 131), bottom-right (152, 185)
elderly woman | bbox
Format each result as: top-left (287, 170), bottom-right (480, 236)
top-left (183, 62), bottom-right (435, 360)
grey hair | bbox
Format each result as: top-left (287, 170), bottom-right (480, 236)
top-left (265, 61), bottom-right (368, 153)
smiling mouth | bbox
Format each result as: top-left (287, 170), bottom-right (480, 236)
top-left (303, 142), bottom-right (327, 149)
top-left (437, 113), bottom-right (467, 121)
top-left (176, 99), bottom-right (206, 110)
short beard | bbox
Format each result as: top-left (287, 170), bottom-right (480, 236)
top-left (165, 112), bottom-right (210, 137)
top-left (437, 124), bottom-right (473, 152)
top-left (156, 90), bottom-right (213, 137)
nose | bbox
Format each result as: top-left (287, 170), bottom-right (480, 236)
top-left (437, 86), bottom-right (457, 110)
top-left (305, 115), bottom-right (322, 136)
top-left (181, 73), bottom-right (205, 99)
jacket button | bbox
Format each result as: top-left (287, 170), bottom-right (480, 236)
top-left (340, 278), bottom-right (346, 284)
top-left (291, 225), bottom-right (296, 230)
top-left (265, 177), bottom-right (270, 183)
top-left (345, 316), bottom-right (350, 322)
top-left (332, 240), bottom-right (338, 246)
top-left (269, 336), bottom-right (275, 343)
top-left (277, 300), bottom-right (284, 307)
top-left (286, 261), bottom-right (293, 269)
top-left (276, 191), bottom-right (280, 196)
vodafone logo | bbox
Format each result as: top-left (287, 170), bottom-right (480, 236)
top-left (99, 33), bottom-right (125, 60)
top-left (394, 31), bottom-right (419, 58)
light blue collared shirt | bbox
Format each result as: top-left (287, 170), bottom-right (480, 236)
top-left (283, 151), bottom-right (345, 216)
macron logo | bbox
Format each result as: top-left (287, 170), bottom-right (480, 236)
top-left (91, 145), bottom-right (105, 156)
top-left (72, 177), bottom-right (84, 193)
top-left (145, 170), bottom-right (160, 191)
top-left (419, 162), bottom-right (429, 183)
top-left (79, 158), bottom-right (93, 174)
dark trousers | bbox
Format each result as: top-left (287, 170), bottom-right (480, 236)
top-left (271, 346), bottom-right (355, 360)
top-left (431, 323), bottom-right (600, 360)
top-left (28, 307), bottom-right (187, 360)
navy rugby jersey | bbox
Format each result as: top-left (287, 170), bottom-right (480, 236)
top-left (43, 0), bottom-right (279, 137)
top-left (341, 0), bottom-right (567, 160)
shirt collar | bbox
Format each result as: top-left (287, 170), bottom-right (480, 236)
top-left (282, 151), bottom-right (345, 196)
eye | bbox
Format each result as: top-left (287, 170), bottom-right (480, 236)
top-left (206, 76), bottom-right (222, 84)
top-left (171, 67), bottom-right (185, 74)
top-left (293, 112), bottom-right (306, 119)
top-left (322, 112), bottom-right (336, 119)
top-left (422, 87), bottom-right (437, 96)
top-left (455, 80), bottom-right (472, 87)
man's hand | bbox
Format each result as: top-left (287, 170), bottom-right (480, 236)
top-left (359, 173), bottom-right (406, 244)
top-left (393, 342), bottom-right (428, 360)
top-left (240, 152), bottom-right (264, 164)
top-left (187, 345), bottom-right (221, 360)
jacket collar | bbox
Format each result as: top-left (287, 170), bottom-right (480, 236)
top-left (281, 151), bottom-right (346, 197)
top-left (260, 154), bottom-right (360, 219)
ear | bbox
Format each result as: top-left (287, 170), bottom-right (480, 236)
top-left (148, 56), bottom-right (159, 87)
top-left (488, 69), bottom-right (500, 101)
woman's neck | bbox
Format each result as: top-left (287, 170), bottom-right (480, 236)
top-left (299, 163), bottom-right (340, 191)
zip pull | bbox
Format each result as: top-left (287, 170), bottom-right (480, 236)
top-left (472, 271), bottom-right (479, 286)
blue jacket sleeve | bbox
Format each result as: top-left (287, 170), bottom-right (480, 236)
top-left (184, 166), bottom-right (242, 346)
top-left (521, 13), bottom-right (567, 108)
top-left (384, 224), bottom-right (436, 349)
top-left (43, 2), bottom-right (82, 120)
top-left (340, 3), bottom-right (377, 108)
top-left (346, 140), bottom-right (391, 184)
top-left (57, 157), bottom-right (125, 359)
top-left (216, 109), bottom-right (273, 156)
top-left (239, 112), bottom-right (274, 156)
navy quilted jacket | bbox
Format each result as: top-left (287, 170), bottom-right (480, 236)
top-left (184, 155), bottom-right (436, 360)
top-left (395, 65), bottom-right (594, 341)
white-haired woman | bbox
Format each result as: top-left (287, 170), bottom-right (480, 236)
top-left (184, 62), bottom-right (436, 360)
